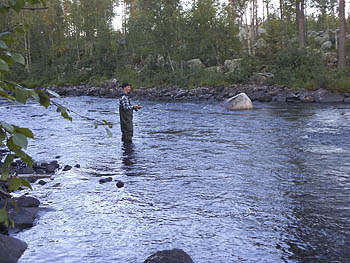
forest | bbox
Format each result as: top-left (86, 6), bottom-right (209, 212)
top-left (1, 0), bottom-right (350, 92)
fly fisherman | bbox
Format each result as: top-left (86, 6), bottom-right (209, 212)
top-left (119, 82), bottom-right (142, 144)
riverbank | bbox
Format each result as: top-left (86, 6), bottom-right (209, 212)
top-left (49, 81), bottom-right (350, 103)
top-left (0, 157), bottom-right (68, 262)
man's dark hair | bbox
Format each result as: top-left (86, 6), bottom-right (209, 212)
top-left (121, 82), bottom-right (130, 89)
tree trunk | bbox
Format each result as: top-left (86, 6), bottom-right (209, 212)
top-left (262, 0), bottom-right (265, 23)
top-left (296, 0), bottom-right (306, 47)
top-left (245, 13), bottom-right (251, 55)
top-left (266, 0), bottom-right (270, 18)
top-left (24, 33), bottom-right (30, 73)
top-left (279, 0), bottom-right (284, 21)
top-left (279, 0), bottom-right (286, 48)
top-left (338, 0), bottom-right (346, 68)
top-left (250, 0), bottom-right (256, 55)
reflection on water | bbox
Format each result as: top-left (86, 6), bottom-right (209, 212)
top-left (1, 97), bottom-right (349, 263)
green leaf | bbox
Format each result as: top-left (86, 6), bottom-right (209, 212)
top-left (39, 92), bottom-right (50, 108)
top-left (0, 207), bottom-right (10, 228)
top-left (0, 32), bottom-right (15, 43)
top-left (1, 169), bottom-right (9, 180)
top-left (14, 149), bottom-right (33, 167)
top-left (14, 0), bottom-right (25, 12)
top-left (0, 128), bottom-right (5, 142)
top-left (15, 26), bottom-right (26, 34)
top-left (9, 177), bottom-right (32, 191)
top-left (105, 128), bottom-right (113, 137)
top-left (103, 120), bottom-right (113, 128)
top-left (0, 32), bottom-right (10, 40)
top-left (7, 137), bottom-right (21, 153)
top-left (9, 177), bottom-right (22, 191)
top-left (56, 106), bottom-right (72, 120)
top-left (11, 199), bottom-right (19, 212)
top-left (1, 121), bottom-right (14, 133)
top-left (12, 53), bottom-right (25, 65)
top-left (0, 40), bottom-right (8, 49)
top-left (12, 132), bottom-right (28, 149)
top-left (14, 126), bottom-right (34, 139)
top-left (0, 58), bottom-right (9, 72)
top-left (0, 3), bottom-right (9, 14)
top-left (19, 178), bottom-right (32, 190)
top-left (56, 105), bottom-right (65, 113)
top-left (9, 0), bottom-right (25, 12)
top-left (0, 53), bottom-right (12, 64)
top-left (14, 87), bottom-right (29, 103)
top-left (3, 154), bottom-right (14, 168)
top-left (61, 111), bottom-right (72, 121)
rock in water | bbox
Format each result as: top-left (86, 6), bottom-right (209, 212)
top-left (144, 249), bottom-right (193, 263)
top-left (224, 93), bottom-right (253, 110)
top-left (116, 181), bottom-right (124, 188)
top-left (0, 234), bottom-right (27, 263)
top-left (99, 177), bottom-right (112, 184)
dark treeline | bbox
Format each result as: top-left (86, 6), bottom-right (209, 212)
top-left (2, 0), bottom-right (350, 91)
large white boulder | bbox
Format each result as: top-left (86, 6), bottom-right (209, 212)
top-left (224, 93), bottom-right (253, 110)
top-left (186, 58), bottom-right (205, 69)
top-left (224, 59), bottom-right (242, 72)
top-left (321, 40), bottom-right (332, 50)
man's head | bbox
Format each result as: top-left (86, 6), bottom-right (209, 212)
top-left (121, 82), bottom-right (131, 94)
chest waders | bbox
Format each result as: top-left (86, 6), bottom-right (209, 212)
top-left (119, 104), bottom-right (133, 143)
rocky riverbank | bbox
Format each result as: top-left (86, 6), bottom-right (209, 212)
top-left (48, 80), bottom-right (350, 103)
top-left (0, 155), bottom-right (71, 263)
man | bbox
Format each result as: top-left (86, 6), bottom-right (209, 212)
top-left (119, 82), bottom-right (142, 143)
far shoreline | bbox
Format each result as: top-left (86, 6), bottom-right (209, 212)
top-left (47, 80), bottom-right (350, 104)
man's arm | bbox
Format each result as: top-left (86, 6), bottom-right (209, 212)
top-left (120, 95), bottom-right (133, 110)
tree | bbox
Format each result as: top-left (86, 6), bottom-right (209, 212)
top-left (126, 0), bottom-right (185, 69)
top-left (338, 0), bottom-right (346, 67)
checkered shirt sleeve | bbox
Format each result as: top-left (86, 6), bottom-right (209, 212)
top-left (120, 95), bottom-right (133, 110)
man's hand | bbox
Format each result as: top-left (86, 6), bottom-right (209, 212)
top-left (133, 105), bottom-right (143, 111)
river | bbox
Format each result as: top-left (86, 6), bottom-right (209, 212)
top-left (1, 96), bottom-right (350, 263)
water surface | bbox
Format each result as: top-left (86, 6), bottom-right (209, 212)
top-left (1, 97), bottom-right (349, 263)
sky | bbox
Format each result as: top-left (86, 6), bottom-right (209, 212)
top-left (112, 0), bottom-right (296, 31)
top-left (112, 0), bottom-right (231, 30)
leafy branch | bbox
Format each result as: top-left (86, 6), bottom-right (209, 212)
top-left (0, 0), bottom-right (112, 228)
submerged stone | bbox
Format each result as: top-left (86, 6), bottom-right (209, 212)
top-left (99, 177), bottom-right (112, 184)
top-left (116, 181), bottom-right (124, 188)
top-left (144, 249), bottom-right (193, 263)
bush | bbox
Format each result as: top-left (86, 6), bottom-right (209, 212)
top-left (116, 66), bottom-right (227, 89)
top-left (271, 45), bottom-right (330, 89)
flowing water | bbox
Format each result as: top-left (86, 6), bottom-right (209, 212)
top-left (1, 96), bottom-right (350, 263)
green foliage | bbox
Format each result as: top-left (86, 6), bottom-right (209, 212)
top-left (271, 45), bottom-right (327, 88)
top-left (225, 55), bottom-right (261, 83)
top-left (0, 206), bottom-right (14, 228)
top-left (116, 65), bottom-right (228, 89)
top-left (0, 0), bottom-right (48, 229)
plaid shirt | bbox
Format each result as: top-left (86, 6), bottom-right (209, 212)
top-left (119, 94), bottom-right (133, 110)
